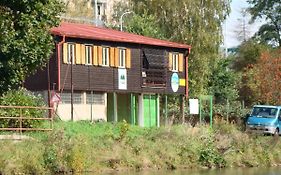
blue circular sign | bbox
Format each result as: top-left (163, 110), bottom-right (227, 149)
top-left (171, 73), bottom-right (179, 92)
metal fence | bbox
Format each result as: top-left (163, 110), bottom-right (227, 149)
top-left (0, 105), bottom-right (53, 133)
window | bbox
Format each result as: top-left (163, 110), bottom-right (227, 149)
top-left (86, 92), bottom-right (105, 105)
top-left (119, 48), bottom-right (126, 68)
top-left (172, 53), bottom-right (179, 72)
top-left (67, 43), bottom-right (75, 64)
top-left (85, 45), bottom-right (92, 65)
top-left (102, 47), bottom-right (109, 66)
top-left (60, 92), bottom-right (83, 104)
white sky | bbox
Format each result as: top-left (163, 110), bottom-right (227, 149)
top-left (223, 0), bottom-right (264, 48)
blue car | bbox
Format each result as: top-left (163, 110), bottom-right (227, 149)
top-left (246, 105), bottom-right (281, 135)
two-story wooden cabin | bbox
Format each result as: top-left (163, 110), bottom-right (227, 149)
top-left (25, 22), bottom-right (191, 127)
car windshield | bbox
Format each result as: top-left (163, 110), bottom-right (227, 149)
top-left (251, 107), bottom-right (278, 118)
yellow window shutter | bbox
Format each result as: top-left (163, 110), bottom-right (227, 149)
top-left (125, 49), bottom-right (131, 68)
top-left (168, 52), bottom-right (173, 71)
top-left (63, 43), bottom-right (68, 63)
top-left (115, 48), bottom-right (119, 67)
top-left (75, 43), bottom-right (81, 64)
top-left (81, 44), bottom-right (86, 64)
top-left (179, 53), bottom-right (184, 72)
top-left (98, 46), bottom-right (103, 65)
top-left (93, 46), bottom-right (98, 66)
top-left (110, 47), bottom-right (115, 67)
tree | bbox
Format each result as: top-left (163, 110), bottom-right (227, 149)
top-left (209, 57), bottom-right (239, 103)
top-left (0, 0), bottom-right (64, 94)
top-left (250, 49), bottom-right (281, 104)
top-left (113, 0), bottom-right (231, 97)
top-left (247, 0), bottom-right (281, 47)
top-left (232, 39), bottom-right (269, 106)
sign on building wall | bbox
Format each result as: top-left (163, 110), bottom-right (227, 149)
top-left (118, 68), bottom-right (127, 90)
top-left (171, 73), bottom-right (179, 92)
top-left (189, 99), bottom-right (199, 114)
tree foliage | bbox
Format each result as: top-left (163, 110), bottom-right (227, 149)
top-left (0, 0), bottom-right (64, 94)
top-left (209, 57), bottom-right (239, 103)
top-left (113, 0), bottom-right (231, 97)
top-left (247, 0), bottom-right (281, 47)
top-left (249, 49), bottom-right (281, 105)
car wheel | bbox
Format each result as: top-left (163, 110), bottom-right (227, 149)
top-left (273, 128), bottom-right (279, 137)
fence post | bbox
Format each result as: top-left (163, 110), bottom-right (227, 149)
top-left (19, 108), bottom-right (23, 136)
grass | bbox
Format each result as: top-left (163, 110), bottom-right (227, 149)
top-left (1, 120), bottom-right (281, 174)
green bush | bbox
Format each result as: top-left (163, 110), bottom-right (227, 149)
top-left (0, 88), bottom-right (46, 128)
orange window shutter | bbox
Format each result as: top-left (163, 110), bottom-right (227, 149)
top-left (110, 47), bottom-right (115, 67)
top-left (115, 48), bottom-right (119, 67)
top-left (126, 49), bottom-right (131, 68)
top-left (81, 44), bottom-right (86, 64)
top-left (93, 46), bottom-right (98, 66)
top-left (179, 53), bottom-right (184, 72)
top-left (63, 43), bottom-right (68, 63)
top-left (75, 44), bottom-right (81, 64)
top-left (168, 52), bottom-right (173, 70)
top-left (98, 46), bottom-right (103, 65)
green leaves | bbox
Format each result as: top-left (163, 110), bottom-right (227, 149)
top-left (0, 0), bottom-right (64, 94)
top-left (247, 0), bottom-right (281, 47)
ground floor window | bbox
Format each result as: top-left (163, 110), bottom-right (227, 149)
top-left (60, 92), bottom-right (82, 104)
top-left (86, 92), bottom-right (105, 105)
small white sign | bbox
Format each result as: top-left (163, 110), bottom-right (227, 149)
top-left (118, 68), bottom-right (127, 90)
top-left (189, 99), bottom-right (199, 114)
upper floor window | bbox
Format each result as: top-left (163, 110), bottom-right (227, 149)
top-left (169, 52), bottom-right (184, 72)
top-left (102, 47), bottom-right (109, 66)
top-left (67, 43), bottom-right (75, 64)
top-left (85, 45), bottom-right (92, 65)
top-left (172, 53), bottom-right (179, 72)
top-left (119, 48), bottom-right (126, 68)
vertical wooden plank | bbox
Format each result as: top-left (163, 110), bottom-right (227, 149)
top-left (110, 47), bottom-right (115, 67)
top-left (168, 52), bottom-right (173, 70)
top-left (63, 43), bottom-right (68, 63)
top-left (81, 44), bottom-right (86, 64)
top-left (98, 46), bottom-right (103, 65)
top-left (179, 53), bottom-right (184, 72)
top-left (126, 49), bottom-right (131, 68)
top-left (75, 43), bottom-right (81, 64)
top-left (93, 46), bottom-right (98, 66)
top-left (115, 48), bottom-right (119, 67)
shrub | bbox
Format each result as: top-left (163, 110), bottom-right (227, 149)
top-left (0, 88), bottom-right (46, 128)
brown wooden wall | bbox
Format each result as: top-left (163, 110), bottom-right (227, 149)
top-left (25, 36), bottom-right (188, 95)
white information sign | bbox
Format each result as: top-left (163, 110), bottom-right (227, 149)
top-left (118, 68), bottom-right (127, 90)
top-left (189, 99), bottom-right (199, 114)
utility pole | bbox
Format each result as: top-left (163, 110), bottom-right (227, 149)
top-left (94, 0), bottom-right (98, 26)
top-left (71, 48), bottom-right (74, 121)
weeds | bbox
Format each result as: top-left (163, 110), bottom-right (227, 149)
top-left (0, 121), bottom-right (280, 174)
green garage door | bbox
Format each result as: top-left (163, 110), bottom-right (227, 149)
top-left (143, 94), bottom-right (158, 127)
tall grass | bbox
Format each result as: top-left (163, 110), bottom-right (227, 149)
top-left (0, 121), bottom-right (281, 174)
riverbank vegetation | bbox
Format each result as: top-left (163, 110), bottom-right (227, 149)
top-left (1, 121), bottom-right (281, 174)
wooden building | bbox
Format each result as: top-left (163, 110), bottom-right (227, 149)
top-left (25, 22), bottom-right (191, 127)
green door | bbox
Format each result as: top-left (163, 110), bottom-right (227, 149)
top-left (143, 94), bottom-right (158, 127)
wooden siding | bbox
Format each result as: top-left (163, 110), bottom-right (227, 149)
top-left (24, 52), bottom-right (58, 91)
top-left (25, 37), bottom-right (187, 95)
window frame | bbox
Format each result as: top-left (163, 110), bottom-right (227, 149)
top-left (67, 43), bottom-right (75, 64)
top-left (85, 44), bottom-right (93, 65)
top-left (102, 46), bottom-right (110, 66)
top-left (119, 48), bottom-right (126, 68)
top-left (172, 53), bottom-right (179, 72)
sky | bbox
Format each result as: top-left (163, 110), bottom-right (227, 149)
top-left (223, 0), bottom-right (264, 48)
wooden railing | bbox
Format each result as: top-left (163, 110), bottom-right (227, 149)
top-left (0, 105), bottom-right (53, 133)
